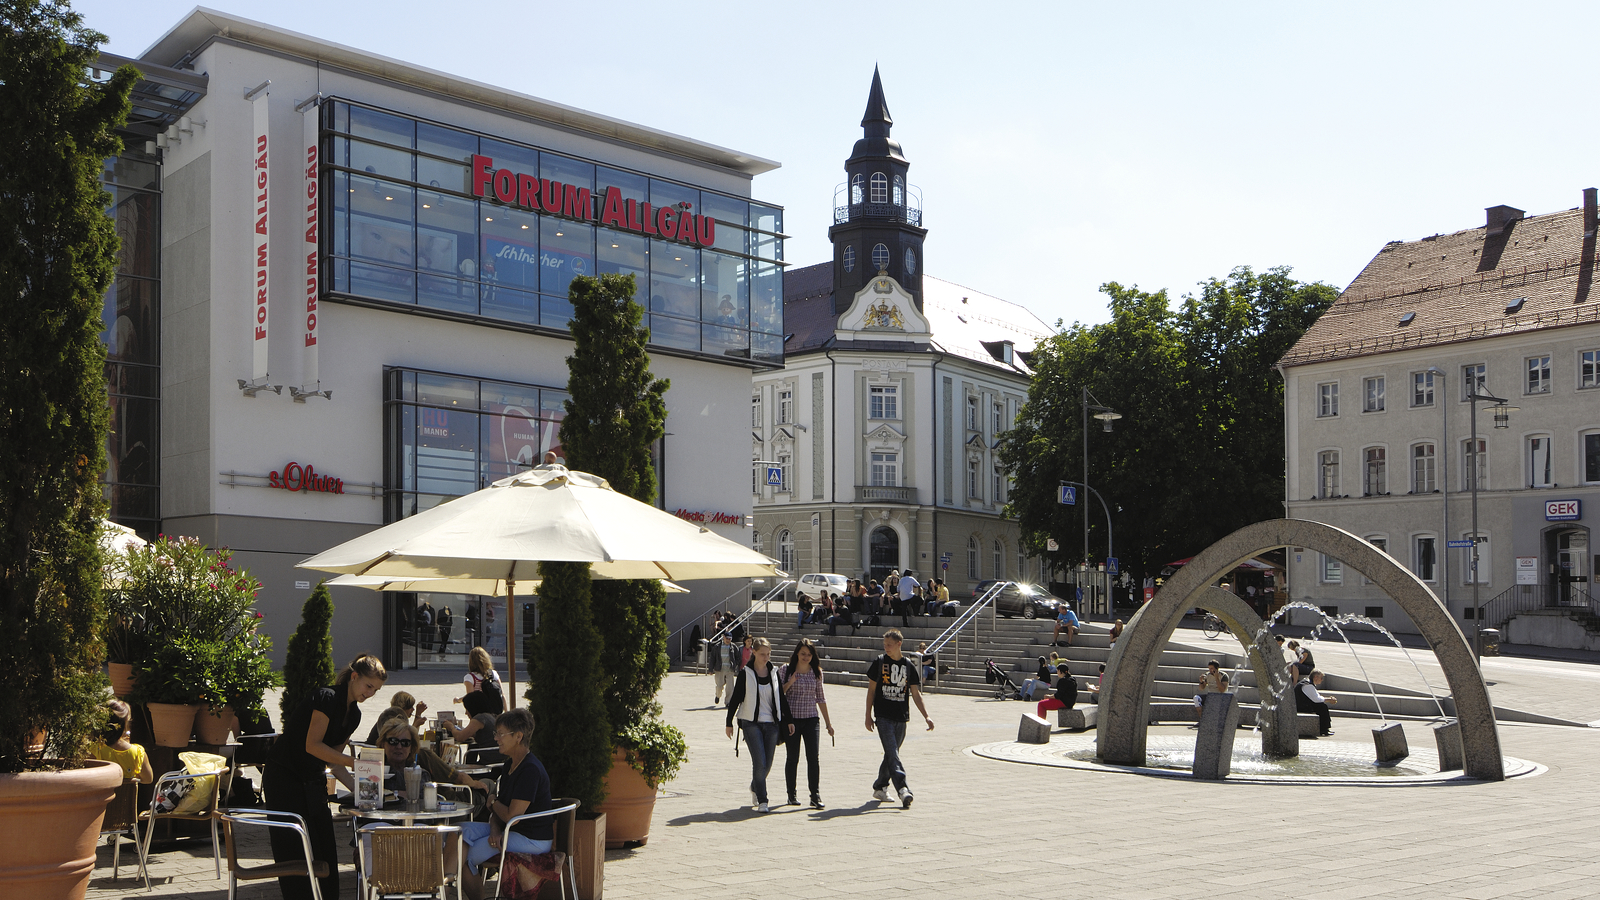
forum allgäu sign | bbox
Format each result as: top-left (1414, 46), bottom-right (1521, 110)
top-left (471, 155), bottom-right (718, 247)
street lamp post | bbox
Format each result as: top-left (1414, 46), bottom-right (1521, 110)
top-left (1425, 366), bottom-right (1449, 618)
top-left (1082, 387), bottom-right (1120, 618)
top-left (1464, 381), bottom-right (1516, 659)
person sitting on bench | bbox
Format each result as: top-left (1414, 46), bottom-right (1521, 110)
top-left (1036, 666), bottom-right (1078, 719)
top-left (1296, 669), bottom-right (1338, 736)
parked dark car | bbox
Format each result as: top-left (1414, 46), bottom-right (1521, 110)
top-left (970, 581), bottom-right (1063, 619)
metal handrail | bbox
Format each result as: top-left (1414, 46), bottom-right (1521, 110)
top-left (923, 581), bottom-right (1011, 678)
top-left (711, 581), bottom-right (794, 646)
top-left (667, 580), bottom-right (774, 664)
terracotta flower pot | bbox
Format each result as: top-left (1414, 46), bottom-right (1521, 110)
top-left (0, 758), bottom-right (122, 900)
top-left (147, 701), bottom-right (201, 748)
top-left (107, 662), bottom-right (136, 697)
top-left (194, 704), bottom-right (234, 745)
top-left (596, 748), bottom-right (656, 848)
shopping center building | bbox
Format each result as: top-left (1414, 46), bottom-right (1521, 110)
top-left (99, 9), bottom-right (785, 671)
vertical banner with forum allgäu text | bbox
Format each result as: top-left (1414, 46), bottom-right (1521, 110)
top-left (251, 87), bottom-right (271, 384)
top-left (301, 100), bottom-right (320, 389)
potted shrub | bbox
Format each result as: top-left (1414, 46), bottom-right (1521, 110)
top-left (550, 273), bottom-right (687, 849)
top-left (131, 636), bottom-right (215, 747)
top-left (0, 6), bottom-right (137, 899)
top-left (103, 575), bottom-right (148, 696)
top-left (207, 627), bottom-right (280, 743)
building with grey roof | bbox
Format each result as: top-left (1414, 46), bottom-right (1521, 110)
top-left (752, 72), bottom-right (1053, 594)
top-left (1279, 192), bottom-right (1600, 646)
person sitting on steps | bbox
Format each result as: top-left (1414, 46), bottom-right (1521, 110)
top-left (1052, 601), bottom-right (1080, 647)
top-left (1296, 668), bottom-right (1338, 736)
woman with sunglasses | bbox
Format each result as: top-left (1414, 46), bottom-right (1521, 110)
top-left (374, 720), bottom-right (482, 796)
top-left (460, 709), bottom-right (554, 899)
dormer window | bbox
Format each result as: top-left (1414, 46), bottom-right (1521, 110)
top-left (870, 173), bottom-right (888, 203)
top-left (893, 175), bottom-right (904, 206)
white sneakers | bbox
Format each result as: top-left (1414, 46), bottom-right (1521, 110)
top-left (872, 787), bottom-right (889, 801)
top-left (898, 787), bottom-right (914, 808)
top-left (757, 801), bottom-right (769, 813)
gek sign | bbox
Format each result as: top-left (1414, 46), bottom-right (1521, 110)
top-left (1545, 499), bottom-right (1581, 521)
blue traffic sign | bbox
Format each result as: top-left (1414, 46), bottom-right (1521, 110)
top-left (1106, 557), bottom-right (1119, 576)
top-left (1446, 539), bottom-right (1475, 549)
top-left (766, 466), bottom-right (783, 486)
top-left (1058, 485), bottom-right (1076, 505)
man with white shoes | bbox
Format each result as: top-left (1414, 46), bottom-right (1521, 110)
top-left (865, 630), bottom-right (934, 808)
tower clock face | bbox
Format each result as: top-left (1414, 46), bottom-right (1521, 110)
top-left (904, 248), bottom-right (916, 276)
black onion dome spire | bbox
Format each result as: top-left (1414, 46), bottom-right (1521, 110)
top-left (850, 65), bottom-right (906, 165)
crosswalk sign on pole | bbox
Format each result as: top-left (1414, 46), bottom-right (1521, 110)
top-left (766, 466), bottom-right (783, 486)
top-left (1058, 485), bottom-right (1076, 505)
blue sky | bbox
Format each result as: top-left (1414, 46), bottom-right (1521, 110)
top-left (82, 1), bottom-right (1600, 329)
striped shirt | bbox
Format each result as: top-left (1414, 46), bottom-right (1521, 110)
top-left (780, 665), bottom-right (827, 718)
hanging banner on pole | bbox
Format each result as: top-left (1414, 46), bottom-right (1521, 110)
top-left (300, 98), bottom-right (319, 390)
top-left (250, 85), bottom-right (271, 385)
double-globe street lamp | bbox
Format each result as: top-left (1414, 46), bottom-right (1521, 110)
top-left (1463, 379), bottom-right (1516, 659)
top-left (1082, 387), bottom-right (1120, 616)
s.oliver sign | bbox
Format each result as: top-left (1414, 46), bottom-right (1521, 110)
top-left (1545, 499), bottom-right (1582, 521)
top-left (268, 461), bottom-right (345, 495)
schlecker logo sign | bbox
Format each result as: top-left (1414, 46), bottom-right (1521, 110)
top-left (471, 155), bottom-right (717, 246)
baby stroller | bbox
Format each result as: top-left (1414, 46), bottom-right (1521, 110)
top-left (983, 658), bottom-right (1020, 700)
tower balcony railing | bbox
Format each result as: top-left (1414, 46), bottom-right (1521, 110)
top-left (833, 182), bottom-right (923, 227)
top-left (856, 484), bottom-right (917, 504)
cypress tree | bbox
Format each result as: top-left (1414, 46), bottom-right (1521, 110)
top-left (558, 273), bottom-right (671, 730)
top-left (528, 560), bottom-right (609, 810)
top-left (279, 583), bottom-right (336, 722)
top-left (0, 0), bottom-right (136, 771)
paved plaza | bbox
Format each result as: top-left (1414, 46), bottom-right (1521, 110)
top-left (90, 630), bottom-right (1600, 900)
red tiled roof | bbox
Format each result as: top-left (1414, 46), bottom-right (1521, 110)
top-left (1279, 204), bottom-right (1600, 368)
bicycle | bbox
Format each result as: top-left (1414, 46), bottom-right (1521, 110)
top-left (1201, 612), bottom-right (1223, 639)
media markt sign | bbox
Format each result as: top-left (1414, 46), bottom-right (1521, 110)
top-left (1545, 499), bottom-right (1582, 521)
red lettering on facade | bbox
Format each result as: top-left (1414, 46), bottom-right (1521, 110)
top-left (518, 173), bottom-right (539, 210)
top-left (600, 186), bottom-right (627, 228)
top-left (493, 169), bottom-right (516, 204)
top-left (698, 215), bottom-right (716, 246)
top-left (472, 155), bottom-right (495, 198)
top-left (656, 205), bottom-right (676, 240)
top-left (539, 179), bottom-right (563, 214)
top-left (563, 183), bottom-right (591, 220)
top-left (640, 201), bottom-right (657, 235)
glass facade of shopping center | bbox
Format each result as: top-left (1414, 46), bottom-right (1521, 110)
top-left (325, 101), bottom-right (785, 364)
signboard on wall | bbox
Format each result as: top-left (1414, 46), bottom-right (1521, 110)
top-left (1516, 556), bottom-right (1538, 585)
top-left (1545, 499), bottom-right (1582, 521)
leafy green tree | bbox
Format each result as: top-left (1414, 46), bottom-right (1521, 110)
top-left (280, 584), bottom-right (336, 722)
top-left (0, 0), bottom-right (135, 771)
top-left (557, 273), bottom-right (671, 731)
top-left (528, 560), bottom-right (610, 811)
top-left (1000, 266), bottom-right (1335, 590)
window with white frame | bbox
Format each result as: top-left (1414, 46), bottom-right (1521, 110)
top-left (869, 384), bottom-right (898, 419)
top-left (1364, 447), bottom-right (1387, 495)
top-left (871, 243), bottom-right (889, 271)
top-left (992, 463), bottom-right (1004, 504)
top-left (752, 530), bottom-right (764, 554)
top-left (992, 402), bottom-right (1004, 434)
top-left (1321, 553), bottom-right (1342, 583)
top-left (1364, 376), bottom-right (1385, 412)
top-left (850, 174), bottom-right (863, 204)
top-left (1584, 431), bottom-right (1600, 483)
top-left (1528, 436), bottom-right (1553, 487)
top-left (752, 393), bottom-right (762, 427)
top-left (870, 173), bottom-right (888, 203)
top-left (870, 451), bottom-right (898, 487)
top-left (778, 530), bottom-right (794, 573)
top-left (1583, 349), bottom-right (1600, 389)
top-left (892, 175), bottom-right (904, 206)
top-left (1462, 363), bottom-right (1487, 399)
top-left (1414, 536), bottom-right (1437, 582)
top-left (1462, 439), bottom-right (1487, 491)
top-left (1412, 443), bottom-right (1436, 493)
top-left (842, 244), bottom-right (855, 273)
top-left (967, 457), bottom-right (981, 499)
top-left (1526, 356), bottom-right (1551, 394)
top-left (1317, 382), bottom-right (1339, 417)
top-left (1411, 371), bottom-right (1435, 407)
top-left (777, 453), bottom-right (791, 492)
top-left (1461, 532), bottom-right (1488, 585)
top-left (1017, 548), bottom-right (1027, 582)
top-left (751, 445), bottom-right (762, 494)
top-left (967, 537), bottom-right (979, 579)
top-left (966, 395), bottom-right (980, 430)
top-left (778, 388), bottom-right (792, 425)
top-left (1318, 450), bottom-right (1340, 498)
top-left (993, 540), bottom-right (1003, 579)
top-left (1364, 536), bottom-right (1387, 584)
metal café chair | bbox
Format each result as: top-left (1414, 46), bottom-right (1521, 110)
top-left (217, 809), bottom-right (328, 900)
top-left (484, 800), bottom-right (579, 900)
top-left (97, 777), bottom-right (150, 889)
top-left (140, 765), bottom-right (234, 879)
top-left (358, 823), bottom-right (462, 900)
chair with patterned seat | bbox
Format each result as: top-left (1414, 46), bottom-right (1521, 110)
top-left (358, 824), bottom-right (462, 900)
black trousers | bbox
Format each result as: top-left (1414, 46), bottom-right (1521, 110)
top-left (263, 763), bottom-right (340, 900)
top-left (1295, 690), bottom-right (1333, 734)
top-left (783, 717), bottom-right (821, 799)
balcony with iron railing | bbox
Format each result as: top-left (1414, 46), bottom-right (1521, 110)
top-left (833, 182), bottom-right (923, 227)
top-left (855, 484), bottom-right (917, 504)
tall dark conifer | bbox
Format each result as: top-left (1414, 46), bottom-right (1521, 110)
top-left (279, 584), bottom-right (336, 722)
top-left (527, 560), bottom-right (609, 810)
top-left (0, 0), bottom-right (136, 771)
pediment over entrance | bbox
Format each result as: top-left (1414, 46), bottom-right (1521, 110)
top-left (837, 273), bottom-right (929, 342)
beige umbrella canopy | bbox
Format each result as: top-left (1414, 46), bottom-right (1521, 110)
top-left (299, 464), bottom-right (778, 698)
top-left (325, 574), bottom-right (691, 595)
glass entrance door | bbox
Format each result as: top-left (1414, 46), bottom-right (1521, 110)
top-left (869, 526), bottom-right (899, 584)
top-left (1555, 529), bottom-right (1591, 606)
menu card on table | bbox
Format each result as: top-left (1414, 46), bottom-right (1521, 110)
top-left (354, 746), bottom-right (385, 811)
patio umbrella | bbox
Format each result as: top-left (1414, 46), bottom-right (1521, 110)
top-left (299, 464), bottom-right (779, 698)
top-left (325, 574), bottom-right (691, 595)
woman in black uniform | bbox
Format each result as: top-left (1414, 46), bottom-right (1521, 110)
top-left (264, 653), bottom-right (387, 900)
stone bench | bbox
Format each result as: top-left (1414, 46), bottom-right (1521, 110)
top-left (1055, 706), bottom-right (1097, 731)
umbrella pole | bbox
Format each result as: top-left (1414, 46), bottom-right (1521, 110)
top-left (506, 580), bottom-right (517, 707)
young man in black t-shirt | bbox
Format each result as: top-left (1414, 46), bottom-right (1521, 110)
top-left (865, 629), bottom-right (934, 808)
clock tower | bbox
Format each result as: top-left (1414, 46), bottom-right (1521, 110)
top-left (829, 67), bottom-right (927, 315)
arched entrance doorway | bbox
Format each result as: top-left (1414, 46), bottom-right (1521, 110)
top-left (869, 526), bottom-right (899, 583)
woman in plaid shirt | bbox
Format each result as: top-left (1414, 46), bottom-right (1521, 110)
top-left (779, 639), bottom-right (835, 809)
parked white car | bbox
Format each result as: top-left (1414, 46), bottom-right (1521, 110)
top-left (796, 573), bottom-right (849, 600)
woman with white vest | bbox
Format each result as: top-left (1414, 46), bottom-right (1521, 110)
top-left (724, 636), bottom-right (785, 812)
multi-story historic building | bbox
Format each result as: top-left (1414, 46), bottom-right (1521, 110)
top-left (1280, 193), bottom-right (1600, 640)
top-left (751, 72), bottom-right (1052, 593)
